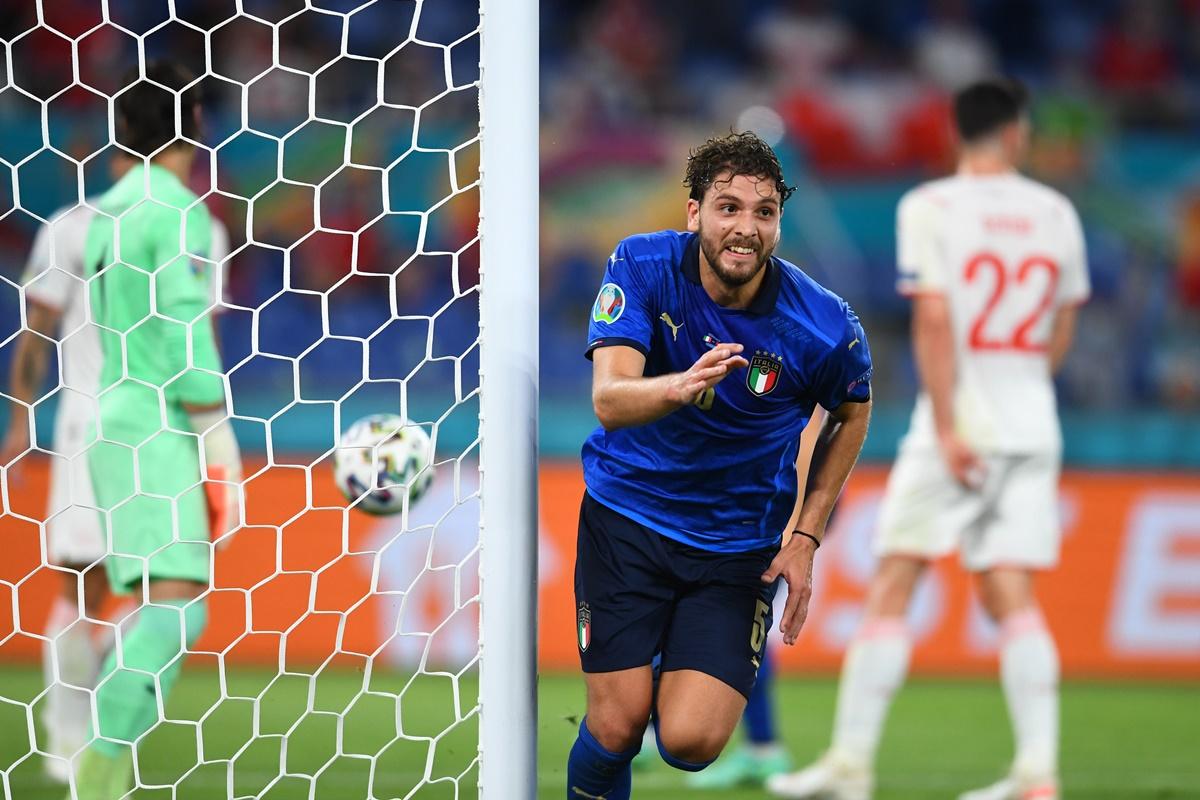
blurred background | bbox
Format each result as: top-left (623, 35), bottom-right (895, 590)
top-left (2, 0), bottom-right (1199, 461)
top-left (540, 0), bottom-right (1200, 464)
top-left (0, 1), bottom-right (1197, 798)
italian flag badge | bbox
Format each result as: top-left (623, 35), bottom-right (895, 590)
top-left (747, 352), bottom-right (782, 396)
top-left (577, 602), bottom-right (591, 652)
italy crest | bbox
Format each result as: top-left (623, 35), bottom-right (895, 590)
top-left (577, 602), bottom-right (591, 652)
top-left (747, 351), bottom-right (782, 396)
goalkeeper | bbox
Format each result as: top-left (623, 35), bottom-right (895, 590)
top-left (74, 61), bottom-right (241, 799)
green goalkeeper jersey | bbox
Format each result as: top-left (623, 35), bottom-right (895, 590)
top-left (84, 163), bottom-right (224, 438)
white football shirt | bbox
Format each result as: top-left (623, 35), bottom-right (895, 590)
top-left (20, 200), bottom-right (231, 455)
top-left (895, 172), bottom-right (1089, 453)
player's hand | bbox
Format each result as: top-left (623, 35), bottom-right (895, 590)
top-left (760, 533), bottom-right (818, 646)
top-left (188, 408), bottom-right (244, 548)
top-left (665, 344), bottom-right (749, 406)
top-left (204, 464), bottom-right (243, 549)
top-left (938, 430), bottom-right (985, 490)
top-left (0, 423), bottom-right (31, 486)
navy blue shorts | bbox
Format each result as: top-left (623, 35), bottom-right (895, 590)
top-left (574, 492), bottom-right (778, 699)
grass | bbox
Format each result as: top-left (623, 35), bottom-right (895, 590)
top-left (0, 665), bottom-right (1196, 798)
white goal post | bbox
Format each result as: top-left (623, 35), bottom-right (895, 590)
top-left (478, 0), bottom-right (540, 796)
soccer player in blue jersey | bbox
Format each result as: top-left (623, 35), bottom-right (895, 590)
top-left (566, 132), bottom-right (873, 800)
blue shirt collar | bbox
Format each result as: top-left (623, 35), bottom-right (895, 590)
top-left (681, 235), bottom-right (781, 315)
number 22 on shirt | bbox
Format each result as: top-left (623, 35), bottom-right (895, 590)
top-left (962, 252), bottom-right (1059, 352)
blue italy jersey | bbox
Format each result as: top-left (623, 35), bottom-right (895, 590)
top-left (582, 230), bottom-right (872, 553)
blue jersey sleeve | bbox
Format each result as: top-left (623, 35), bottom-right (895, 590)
top-left (811, 305), bottom-right (873, 409)
top-left (585, 240), bottom-right (657, 359)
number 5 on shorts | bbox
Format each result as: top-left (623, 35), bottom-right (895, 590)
top-left (749, 599), bottom-right (770, 653)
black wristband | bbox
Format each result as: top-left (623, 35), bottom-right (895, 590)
top-left (791, 530), bottom-right (821, 549)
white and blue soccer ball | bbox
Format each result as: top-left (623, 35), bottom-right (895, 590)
top-left (334, 413), bottom-right (434, 514)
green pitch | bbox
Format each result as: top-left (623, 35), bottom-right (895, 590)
top-left (0, 665), bottom-right (1195, 798)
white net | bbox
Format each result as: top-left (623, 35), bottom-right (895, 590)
top-left (0, 2), bottom-right (493, 798)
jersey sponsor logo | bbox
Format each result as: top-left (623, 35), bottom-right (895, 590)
top-left (848, 337), bottom-right (860, 350)
top-left (747, 351), bottom-right (782, 396)
top-left (577, 601), bottom-right (591, 652)
top-left (592, 283), bottom-right (625, 324)
top-left (659, 311), bottom-right (684, 341)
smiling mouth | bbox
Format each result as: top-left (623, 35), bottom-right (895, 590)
top-left (726, 244), bottom-right (756, 256)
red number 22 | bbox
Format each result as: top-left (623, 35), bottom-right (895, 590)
top-left (964, 253), bottom-right (1059, 352)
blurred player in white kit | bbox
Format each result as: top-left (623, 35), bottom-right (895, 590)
top-left (0, 157), bottom-right (230, 781)
top-left (769, 78), bottom-right (1089, 800)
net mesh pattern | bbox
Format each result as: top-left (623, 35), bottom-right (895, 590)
top-left (0, 2), bottom-right (485, 797)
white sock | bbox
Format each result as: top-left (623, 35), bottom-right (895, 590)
top-left (41, 596), bottom-right (102, 755)
top-left (829, 617), bottom-right (911, 768)
top-left (1000, 608), bottom-right (1059, 780)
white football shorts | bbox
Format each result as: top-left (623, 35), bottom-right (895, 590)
top-left (874, 442), bottom-right (1062, 571)
top-left (45, 397), bottom-right (106, 566)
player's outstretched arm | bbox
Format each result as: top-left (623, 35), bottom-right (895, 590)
top-left (591, 343), bottom-right (748, 430)
top-left (0, 300), bottom-right (61, 477)
top-left (762, 398), bottom-right (871, 645)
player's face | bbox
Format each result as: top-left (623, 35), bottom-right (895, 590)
top-left (687, 172), bottom-right (782, 288)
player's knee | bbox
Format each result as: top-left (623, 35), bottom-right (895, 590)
top-left (866, 557), bottom-right (925, 616)
top-left (585, 709), bottom-right (646, 754)
top-left (976, 569), bottom-right (1034, 622)
top-left (654, 716), bottom-right (728, 767)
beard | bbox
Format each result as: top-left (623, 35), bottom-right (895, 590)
top-left (698, 227), bottom-right (774, 288)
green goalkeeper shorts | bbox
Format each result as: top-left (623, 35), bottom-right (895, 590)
top-left (87, 424), bottom-right (211, 594)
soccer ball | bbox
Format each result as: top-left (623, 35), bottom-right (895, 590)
top-left (334, 413), bottom-right (434, 514)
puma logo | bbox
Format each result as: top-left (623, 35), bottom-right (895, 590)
top-left (659, 312), bottom-right (684, 341)
top-left (848, 337), bottom-right (860, 350)
top-left (571, 787), bottom-right (609, 799)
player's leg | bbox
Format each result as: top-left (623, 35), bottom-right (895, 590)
top-left (569, 667), bottom-right (654, 800)
top-left (960, 455), bottom-right (1062, 800)
top-left (567, 494), bottom-right (672, 800)
top-left (76, 429), bottom-right (211, 800)
top-left (685, 629), bottom-right (791, 787)
top-left (630, 653), bottom-right (662, 772)
top-left (41, 445), bottom-right (113, 782)
top-left (77, 578), bottom-right (207, 800)
top-left (41, 565), bottom-right (108, 781)
top-left (830, 554), bottom-right (924, 762)
top-left (655, 669), bottom-right (747, 769)
top-left (653, 542), bottom-right (775, 773)
top-left (770, 443), bottom-right (973, 799)
top-left (768, 556), bottom-right (925, 800)
top-left (973, 568), bottom-right (1058, 795)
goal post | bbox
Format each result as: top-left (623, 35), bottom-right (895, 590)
top-left (478, 0), bottom-right (540, 796)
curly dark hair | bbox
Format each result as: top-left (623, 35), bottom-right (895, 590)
top-left (683, 131), bottom-right (796, 208)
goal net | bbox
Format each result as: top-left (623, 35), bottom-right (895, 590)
top-left (0, 1), bottom-right (536, 798)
